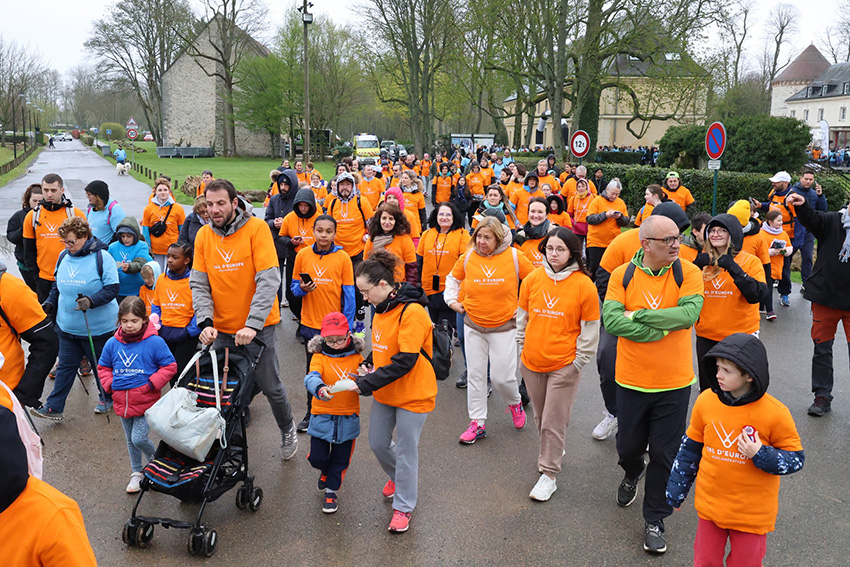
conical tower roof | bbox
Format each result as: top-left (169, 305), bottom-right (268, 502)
top-left (774, 45), bottom-right (831, 84)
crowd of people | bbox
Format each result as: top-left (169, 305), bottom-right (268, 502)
top-left (2, 147), bottom-right (848, 564)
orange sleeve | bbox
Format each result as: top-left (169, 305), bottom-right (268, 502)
top-left (450, 254), bottom-right (466, 281)
top-left (517, 250), bottom-right (535, 280)
top-left (363, 239), bottom-right (373, 259)
top-left (401, 236), bottom-right (416, 263)
top-left (22, 211), bottom-right (34, 238)
top-left (141, 204), bottom-right (152, 227)
top-left (580, 276), bottom-right (601, 320)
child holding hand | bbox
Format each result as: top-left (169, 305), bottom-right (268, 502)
top-left (666, 333), bottom-right (804, 566)
top-left (304, 312), bottom-right (363, 514)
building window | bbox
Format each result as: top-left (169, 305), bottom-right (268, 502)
top-left (809, 87), bottom-right (817, 97)
top-left (841, 107), bottom-right (847, 121)
top-left (818, 108), bottom-right (825, 121)
top-left (790, 110), bottom-right (796, 118)
top-left (804, 109), bottom-right (809, 121)
top-left (844, 82), bottom-right (850, 95)
top-left (822, 86), bottom-right (828, 96)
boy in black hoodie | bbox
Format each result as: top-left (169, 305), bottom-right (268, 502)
top-left (667, 333), bottom-right (804, 565)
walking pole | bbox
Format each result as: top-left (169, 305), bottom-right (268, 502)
top-left (78, 294), bottom-right (110, 423)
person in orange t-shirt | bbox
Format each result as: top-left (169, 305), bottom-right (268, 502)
top-left (196, 170), bottom-right (214, 197)
top-left (532, 159), bottom-right (559, 194)
top-left (348, 250), bottom-right (436, 534)
top-left (515, 198), bottom-right (554, 268)
top-left (364, 203), bottom-right (418, 284)
top-left (358, 164), bottom-right (384, 209)
top-left (518, 227), bottom-right (599, 501)
top-left (567, 178), bottom-right (594, 245)
top-left (432, 162), bottom-right (454, 205)
top-left (585, 179), bottom-right (629, 278)
top-left (510, 172), bottom-right (545, 225)
top-left (546, 194), bottom-right (572, 228)
top-left (466, 162), bottom-right (488, 202)
top-left (398, 170), bottom-right (428, 236)
top-left (192, 179), bottom-right (298, 458)
top-left (662, 172), bottom-right (695, 217)
top-left (142, 178), bottom-right (186, 271)
top-left (634, 185), bottom-right (668, 227)
top-left (151, 242), bottom-right (200, 376)
top-left (445, 216), bottom-right (535, 444)
top-left (759, 210), bottom-right (792, 319)
top-left (560, 165), bottom-right (597, 202)
top-left (383, 187), bottom-right (421, 243)
top-left (667, 333), bottom-right (804, 566)
top-left (693, 214), bottom-right (768, 391)
top-left (603, 216), bottom-right (704, 552)
top-left (505, 162), bottom-right (526, 198)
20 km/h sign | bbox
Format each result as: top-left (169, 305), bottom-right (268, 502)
top-left (570, 130), bottom-right (590, 158)
top-left (705, 122), bottom-right (726, 160)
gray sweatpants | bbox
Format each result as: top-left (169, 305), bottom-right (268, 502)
top-left (368, 399), bottom-right (429, 513)
top-left (213, 325), bottom-right (293, 441)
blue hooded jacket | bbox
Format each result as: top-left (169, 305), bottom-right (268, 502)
top-left (108, 216), bottom-right (153, 296)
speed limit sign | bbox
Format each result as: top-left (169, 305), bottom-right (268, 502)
top-left (570, 130), bottom-right (590, 158)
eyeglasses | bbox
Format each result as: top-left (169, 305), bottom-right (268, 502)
top-left (545, 246), bottom-right (569, 255)
top-left (707, 228), bottom-right (728, 236)
top-left (325, 336), bottom-right (349, 346)
top-left (644, 234), bottom-right (683, 247)
top-left (358, 285), bottom-right (376, 298)
top-left (60, 238), bottom-right (78, 246)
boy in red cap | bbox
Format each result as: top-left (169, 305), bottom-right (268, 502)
top-left (304, 312), bottom-right (365, 514)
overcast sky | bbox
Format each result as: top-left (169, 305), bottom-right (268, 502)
top-left (1, 0), bottom-right (830, 78)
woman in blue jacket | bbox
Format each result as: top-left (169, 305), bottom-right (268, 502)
top-left (31, 217), bottom-right (120, 420)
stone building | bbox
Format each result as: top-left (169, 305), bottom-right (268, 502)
top-left (161, 15), bottom-right (272, 157)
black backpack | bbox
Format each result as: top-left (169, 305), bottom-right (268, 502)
top-left (399, 303), bottom-right (453, 381)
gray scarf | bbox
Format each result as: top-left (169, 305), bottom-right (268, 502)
top-left (840, 208), bottom-right (850, 263)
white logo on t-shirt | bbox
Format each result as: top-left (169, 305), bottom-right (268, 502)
top-left (374, 328), bottom-right (383, 343)
top-left (542, 290), bottom-right (559, 310)
top-left (710, 276), bottom-right (727, 290)
top-left (217, 248), bottom-right (235, 263)
top-left (117, 350), bottom-right (139, 368)
top-left (44, 221), bottom-right (59, 233)
top-left (314, 266), bottom-right (327, 278)
top-left (330, 364), bottom-right (349, 382)
top-left (166, 289), bottom-right (180, 302)
top-left (643, 291), bottom-right (663, 310)
top-left (711, 421), bottom-right (737, 449)
top-left (481, 265), bottom-right (497, 278)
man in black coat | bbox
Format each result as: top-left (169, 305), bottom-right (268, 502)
top-left (785, 192), bottom-right (850, 416)
top-left (265, 169), bottom-right (299, 313)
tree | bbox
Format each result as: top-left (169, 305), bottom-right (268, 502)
top-left (819, 1), bottom-right (850, 63)
top-left (760, 3), bottom-right (800, 89)
top-left (364, 0), bottom-right (458, 155)
top-left (85, 0), bottom-right (195, 146)
top-left (232, 55), bottom-right (288, 156)
top-left (719, 0), bottom-right (753, 89)
top-left (0, 35), bottom-right (50, 148)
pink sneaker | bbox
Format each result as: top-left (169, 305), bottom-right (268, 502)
top-left (459, 420), bottom-right (487, 444)
top-left (382, 479), bottom-right (395, 499)
top-left (388, 509), bottom-right (411, 533)
top-left (508, 402), bottom-right (526, 429)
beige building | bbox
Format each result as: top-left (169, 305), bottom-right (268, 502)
top-left (503, 54), bottom-right (709, 149)
top-left (161, 16), bottom-right (271, 157)
top-left (771, 45), bottom-right (850, 149)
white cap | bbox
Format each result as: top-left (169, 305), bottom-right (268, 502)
top-left (769, 171), bottom-right (792, 183)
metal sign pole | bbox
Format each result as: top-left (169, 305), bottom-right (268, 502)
top-left (712, 169), bottom-right (718, 216)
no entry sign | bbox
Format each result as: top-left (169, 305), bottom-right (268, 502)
top-left (570, 130), bottom-right (590, 158)
top-left (705, 122), bottom-right (726, 160)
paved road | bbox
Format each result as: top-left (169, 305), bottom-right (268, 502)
top-left (1, 144), bottom-right (849, 566)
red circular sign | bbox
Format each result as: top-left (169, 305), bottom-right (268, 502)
top-left (570, 130), bottom-right (590, 158)
top-left (126, 129), bottom-right (138, 140)
top-left (705, 122), bottom-right (726, 160)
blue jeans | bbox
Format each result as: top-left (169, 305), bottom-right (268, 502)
top-left (791, 232), bottom-right (816, 284)
top-left (121, 415), bottom-right (156, 472)
top-left (45, 329), bottom-right (112, 413)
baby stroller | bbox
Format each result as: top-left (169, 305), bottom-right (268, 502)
top-left (122, 342), bottom-right (264, 557)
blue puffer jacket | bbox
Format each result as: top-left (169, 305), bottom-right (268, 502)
top-left (304, 335), bottom-right (364, 444)
top-left (108, 216), bottom-right (153, 296)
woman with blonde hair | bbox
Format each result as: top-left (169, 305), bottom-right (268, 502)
top-left (178, 196), bottom-right (210, 247)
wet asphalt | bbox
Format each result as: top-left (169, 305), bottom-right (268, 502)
top-left (1, 141), bottom-right (848, 566)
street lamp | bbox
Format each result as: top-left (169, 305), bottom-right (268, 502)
top-left (11, 95), bottom-right (17, 159)
top-left (19, 94), bottom-right (27, 153)
top-left (297, 0), bottom-right (314, 162)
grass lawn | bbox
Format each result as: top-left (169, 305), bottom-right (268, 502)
top-left (0, 148), bottom-right (43, 190)
top-left (0, 146), bottom-right (14, 164)
top-left (102, 142), bottom-right (336, 205)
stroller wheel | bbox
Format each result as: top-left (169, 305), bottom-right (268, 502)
top-left (122, 519), bottom-right (139, 546)
top-left (248, 487), bottom-right (263, 512)
top-left (202, 528), bottom-right (218, 557)
top-left (235, 485), bottom-right (249, 510)
top-left (187, 528), bottom-right (204, 556)
top-left (136, 521), bottom-right (154, 548)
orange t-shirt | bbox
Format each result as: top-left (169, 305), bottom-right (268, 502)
top-left (139, 284), bottom-right (156, 316)
top-left (325, 196), bottom-right (374, 257)
top-left (505, 180), bottom-right (523, 198)
top-left (466, 173), bottom-right (487, 197)
top-left (22, 206), bottom-right (86, 280)
top-left (560, 178), bottom-right (597, 201)
top-left (193, 218), bottom-right (281, 334)
top-left (420, 160), bottom-right (432, 176)
top-left (634, 203), bottom-right (654, 226)
top-left (364, 235), bottom-right (416, 282)
top-left (519, 268), bottom-right (600, 373)
top-left (548, 211), bottom-right (572, 228)
top-left (510, 188), bottom-right (545, 225)
top-left (292, 246), bottom-right (353, 330)
top-left (679, 244), bottom-right (699, 263)
top-left (536, 174), bottom-right (559, 192)
top-left (695, 251), bottom-right (765, 341)
top-left (586, 196), bottom-right (628, 248)
top-left (417, 228), bottom-right (470, 295)
top-left (371, 302), bottom-right (436, 413)
top-left (434, 176), bottom-right (453, 203)
top-left (295, 171), bottom-right (310, 184)
top-left (517, 238), bottom-right (545, 268)
top-left (451, 247), bottom-right (535, 328)
top-left (760, 230), bottom-right (791, 280)
top-left (768, 193), bottom-right (796, 240)
top-left (0, 274), bottom-right (47, 390)
top-left (310, 185), bottom-right (328, 206)
top-left (359, 177), bottom-right (384, 209)
top-left (686, 390), bottom-right (803, 534)
top-left (152, 273), bottom-right (194, 328)
top-left (599, 229), bottom-right (642, 275)
top-left (309, 351), bottom-right (361, 416)
top-left (742, 233), bottom-right (770, 266)
top-left (401, 191), bottom-right (426, 234)
top-left (663, 186), bottom-right (695, 212)
top-left (279, 211), bottom-right (320, 252)
top-left (606, 260), bottom-right (704, 390)
top-left (142, 201), bottom-right (186, 255)
top-left (568, 193), bottom-right (594, 225)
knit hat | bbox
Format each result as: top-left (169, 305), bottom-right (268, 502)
top-left (650, 201), bottom-right (690, 232)
top-left (384, 186), bottom-right (405, 209)
top-left (727, 200), bottom-right (752, 227)
top-left (321, 312), bottom-right (349, 337)
top-left (84, 180), bottom-right (109, 204)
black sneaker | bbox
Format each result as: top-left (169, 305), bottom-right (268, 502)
top-left (455, 370), bottom-right (467, 389)
top-left (518, 380), bottom-right (530, 406)
top-left (322, 491), bottom-right (338, 514)
top-left (297, 412), bottom-right (310, 432)
top-left (30, 405), bottom-right (63, 421)
top-left (807, 396), bottom-right (832, 417)
top-left (617, 466), bottom-right (645, 507)
top-left (318, 474), bottom-right (327, 491)
top-left (643, 522), bottom-right (667, 554)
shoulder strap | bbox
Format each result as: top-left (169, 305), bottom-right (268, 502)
top-left (463, 248), bottom-right (474, 272)
top-left (106, 200), bottom-right (116, 225)
top-left (356, 196), bottom-right (368, 230)
top-left (621, 262), bottom-right (637, 290)
top-left (32, 206), bottom-right (41, 228)
top-left (671, 258), bottom-right (683, 287)
top-left (511, 246), bottom-right (520, 283)
top-left (329, 197), bottom-right (337, 216)
top-left (96, 249), bottom-right (104, 280)
top-left (622, 259), bottom-right (682, 290)
top-left (66, 205), bottom-right (74, 219)
top-left (162, 203), bottom-right (174, 223)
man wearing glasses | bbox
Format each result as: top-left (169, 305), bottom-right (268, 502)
top-left (22, 173), bottom-right (85, 303)
top-left (602, 215), bottom-right (705, 556)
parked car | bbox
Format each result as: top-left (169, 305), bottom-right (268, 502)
top-left (143, 132), bottom-right (154, 142)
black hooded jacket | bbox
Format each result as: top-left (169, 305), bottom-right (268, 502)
top-left (0, 405), bottom-right (29, 514)
top-left (6, 206), bottom-right (33, 266)
top-left (355, 283), bottom-right (429, 396)
top-left (794, 199), bottom-right (850, 311)
top-left (265, 169), bottom-right (300, 258)
top-left (699, 214), bottom-right (767, 305)
top-left (278, 188), bottom-right (318, 256)
top-left (547, 194), bottom-right (565, 215)
top-left (704, 333), bottom-right (768, 406)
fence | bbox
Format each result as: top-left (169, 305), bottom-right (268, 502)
top-left (0, 146), bottom-right (37, 176)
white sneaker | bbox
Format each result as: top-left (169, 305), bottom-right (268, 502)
top-left (592, 410), bottom-right (618, 440)
top-left (529, 474), bottom-right (557, 501)
top-left (281, 423), bottom-right (298, 460)
top-left (126, 472), bottom-right (144, 493)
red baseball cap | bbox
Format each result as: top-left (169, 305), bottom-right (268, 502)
top-left (320, 312), bottom-right (349, 337)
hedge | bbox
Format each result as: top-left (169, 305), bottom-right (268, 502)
top-left (515, 160), bottom-right (849, 214)
top-left (594, 151), bottom-right (642, 165)
top-left (99, 123), bottom-right (126, 141)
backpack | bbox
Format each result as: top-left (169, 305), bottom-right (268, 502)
top-left (0, 381), bottom-right (43, 479)
top-left (55, 249), bottom-right (105, 281)
top-left (87, 200), bottom-right (118, 226)
top-left (329, 195), bottom-right (368, 230)
top-left (398, 302), bottom-right (453, 381)
top-left (621, 258), bottom-right (683, 290)
top-left (31, 203), bottom-right (74, 229)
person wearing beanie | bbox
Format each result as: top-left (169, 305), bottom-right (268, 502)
top-left (510, 172), bottom-right (545, 225)
top-left (85, 180), bottom-right (127, 245)
top-left (727, 200), bottom-right (772, 313)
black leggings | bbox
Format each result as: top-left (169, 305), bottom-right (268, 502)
top-left (586, 246), bottom-right (606, 280)
top-left (427, 292), bottom-right (456, 333)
